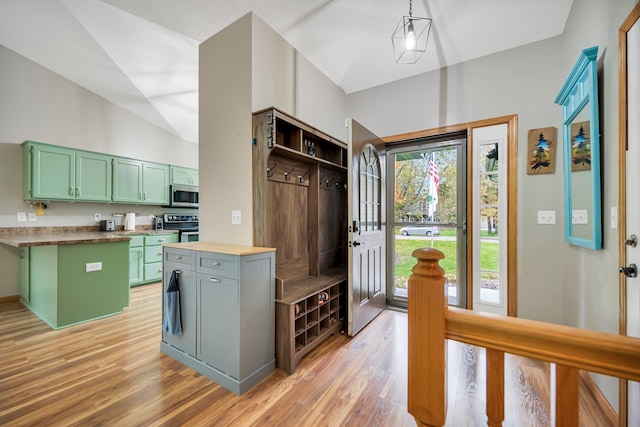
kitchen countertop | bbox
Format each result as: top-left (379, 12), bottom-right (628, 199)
top-left (0, 228), bottom-right (179, 248)
top-left (163, 241), bottom-right (275, 256)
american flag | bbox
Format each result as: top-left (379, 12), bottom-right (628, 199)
top-left (428, 155), bottom-right (440, 191)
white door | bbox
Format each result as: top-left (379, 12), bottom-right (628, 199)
top-left (347, 118), bottom-right (386, 336)
top-left (624, 15), bottom-right (640, 425)
top-left (472, 124), bottom-right (508, 315)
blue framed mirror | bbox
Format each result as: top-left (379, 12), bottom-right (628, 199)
top-left (554, 46), bottom-right (601, 250)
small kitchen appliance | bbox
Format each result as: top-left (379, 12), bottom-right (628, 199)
top-left (99, 219), bottom-right (115, 231)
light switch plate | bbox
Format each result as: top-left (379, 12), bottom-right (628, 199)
top-left (537, 210), bottom-right (556, 224)
top-left (17, 212), bottom-right (26, 222)
top-left (231, 210), bottom-right (241, 225)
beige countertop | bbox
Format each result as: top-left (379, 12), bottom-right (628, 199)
top-left (163, 241), bottom-right (276, 256)
top-left (0, 228), bottom-right (178, 248)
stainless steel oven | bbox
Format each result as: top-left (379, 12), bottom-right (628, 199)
top-left (163, 214), bottom-right (199, 242)
top-left (169, 185), bottom-right (198, 208)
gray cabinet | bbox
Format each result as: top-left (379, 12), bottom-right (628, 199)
top-left (161, 244), bottom-right (275, 395)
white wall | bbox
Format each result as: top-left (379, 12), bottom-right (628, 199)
top-left (347, 0), bottom-right (636, 409)
top-left (198, 13), bottom-right (348, 246)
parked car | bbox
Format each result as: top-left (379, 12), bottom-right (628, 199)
top-left (399, 225), bottom-right (441, 236)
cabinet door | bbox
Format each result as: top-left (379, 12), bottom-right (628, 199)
top-left (163, 266), bottom-right (197, 357)
top-left (142, 162), bottom-right (170, 205)
top-left (129, 246), bottom-right (144, 286)
top-left (112, 158), bottom-right (143, 203)
top-left (76, 151), bottom-right (112, 202)
top-left (197, 273), bottom-right (240, 378)
top-left (28, 143), bottom-right (75, 200)
top-left (171, 166), bottom-right (199, 186)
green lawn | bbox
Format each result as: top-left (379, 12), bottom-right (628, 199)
top-left (394, 237), bottom-right (498, 288)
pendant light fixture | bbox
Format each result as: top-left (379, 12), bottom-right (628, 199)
top-left (391, 0), bottom-right (432, 64)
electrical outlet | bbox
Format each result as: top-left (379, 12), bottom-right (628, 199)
top-left (17, 212), bottom-right (26, 222)
top-left (537, 210), bottom-right (556, 225)
top-left (85, 262), bottom-right (102, 272)
top-left (572, 210), bottom-right (588, 224)
top-left (28, 212), bottom-right (37, 222)
top-left (94, 213), bottom-right (101, 222)
top-left (232, 210), bottom-right (241, 225)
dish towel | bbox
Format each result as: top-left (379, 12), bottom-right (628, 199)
top-left (162, 270), bottom-right (183, 335)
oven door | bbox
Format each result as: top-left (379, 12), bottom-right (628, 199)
top-left (180, 231), bottom-right (199, 242)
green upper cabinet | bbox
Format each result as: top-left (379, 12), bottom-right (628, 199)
top-left (76, 151), bottom-right (112, 202)
top-left (143, 162), bottom-right (170, 205)
top-left (170, 165), bottom-right (199, 186)
top-left (112, 157), bottom-right (169, 205)
top-left (112, 158), bottom-right (143, 203)
top-left (23, 141), bottom-right (111, 202)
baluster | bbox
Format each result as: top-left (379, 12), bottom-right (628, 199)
top-left (408, 247), bottom-right (447, 427)
top-left (555, 364), bottom-right (579, 427)
top-left (486, 348), bottom-right (505, 427)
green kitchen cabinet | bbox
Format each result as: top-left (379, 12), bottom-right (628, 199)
top-left (143, 162), bottom-right (170, 205)
top-left (113, 158), bottom-right (170, 205)
top-left (22, 141), bottom-right (112, 202)
top-left (130, 233), bottom-right (178, 286)
top-left (128, 235), bottom-right (144, 286)
top-left (22, 241), bottom-right (129, 329)
top-left (170, 165), bottom-right (199, 186)
top-left (112, 158), bottom-right (143, 203)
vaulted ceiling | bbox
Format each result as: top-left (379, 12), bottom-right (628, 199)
top-left (0, 0), bottom-right (573, 143)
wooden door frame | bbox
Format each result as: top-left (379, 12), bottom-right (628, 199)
top-left (618, 3), bottom-right (640, 426)
top-left (383, 114), bottom-right (518, 316)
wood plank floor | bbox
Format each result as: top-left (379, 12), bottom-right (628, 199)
top-left (0, 283), bottom-right (615, 426)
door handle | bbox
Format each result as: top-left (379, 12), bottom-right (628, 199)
top-left (619, 263), bottom-right (637, 278)
top-left (352, 241), bottom-right (361, 247)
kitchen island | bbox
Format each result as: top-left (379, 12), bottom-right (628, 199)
top-left (161, 241), bottom-right (276, 395)
top-left (0, 228), bottom-right (177, 329)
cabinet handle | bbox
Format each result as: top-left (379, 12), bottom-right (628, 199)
top-left (143, 192), bottom-right (147, 200)
top-left (157, 252), bottom-right (162, 256)
top-left (175, 256), bottom-right (182, 261)
top-left (159, 238), bottom-right (165, 242)
top-left (76, 187), bottom-right (80, 196)
top-left (69, 187), bottom-right (74, 196)
top-left (209, 277), bottom-right (222, 283)
top-left (175, 270), bottom-right (182, 274)
top-left (212, 262), bottom-right (221, 267)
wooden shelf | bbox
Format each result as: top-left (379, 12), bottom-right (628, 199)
top-left (253, 107), bottom-right (348, 375)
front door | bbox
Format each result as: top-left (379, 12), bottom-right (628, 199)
top-left (622, 8), bottom-right (640, 425)
top-left (347, 118), bottom-right (386, 336)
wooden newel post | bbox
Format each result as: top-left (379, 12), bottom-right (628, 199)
top-left (408, 247), bottom-right (447, 427)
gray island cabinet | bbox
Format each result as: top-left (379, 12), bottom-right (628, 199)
top-left (161, 242), bottom-right (276, 395)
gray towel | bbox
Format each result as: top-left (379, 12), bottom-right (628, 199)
top-left (162, 270), bottom-right (183, 335)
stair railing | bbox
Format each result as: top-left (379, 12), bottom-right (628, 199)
top-left (408, 247), bottom-right (640, 427)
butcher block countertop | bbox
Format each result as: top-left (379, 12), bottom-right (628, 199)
top-left (163, 241), bottom-right (275, 256)
top-left (0, 227), bottom-right (178, 248)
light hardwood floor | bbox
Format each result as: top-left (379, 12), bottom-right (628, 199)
top-left (0, 283), bottom-right (615, 426)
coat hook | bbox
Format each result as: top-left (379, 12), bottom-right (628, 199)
top-left (297, 170), bottom-right (309, 184)
top-left (267, 162), bottom-right (276, 178)
top-left (284, 167), bottom-right (295, 181)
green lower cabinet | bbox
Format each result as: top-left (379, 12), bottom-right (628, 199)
top-left (23, 241), bottom-right (129, 329)
top-left (129, 233), bottom-right (178, 286)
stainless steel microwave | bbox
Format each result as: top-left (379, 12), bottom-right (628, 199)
top-left (170, 185), bottom-right (199, 208)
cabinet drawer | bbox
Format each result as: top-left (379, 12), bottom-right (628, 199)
top-left (145, 234), bottom-right (177, 246)
top-left (129, 235), bottom-right (144, 247)
top-left (144, 245), bottom-right (164, 263)
top-left (164, 247), bottom-right (196, 270)
top-left (144, 262), bottom-right (163, 282)
top-left (197, 252), bottom-right (238, 279)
